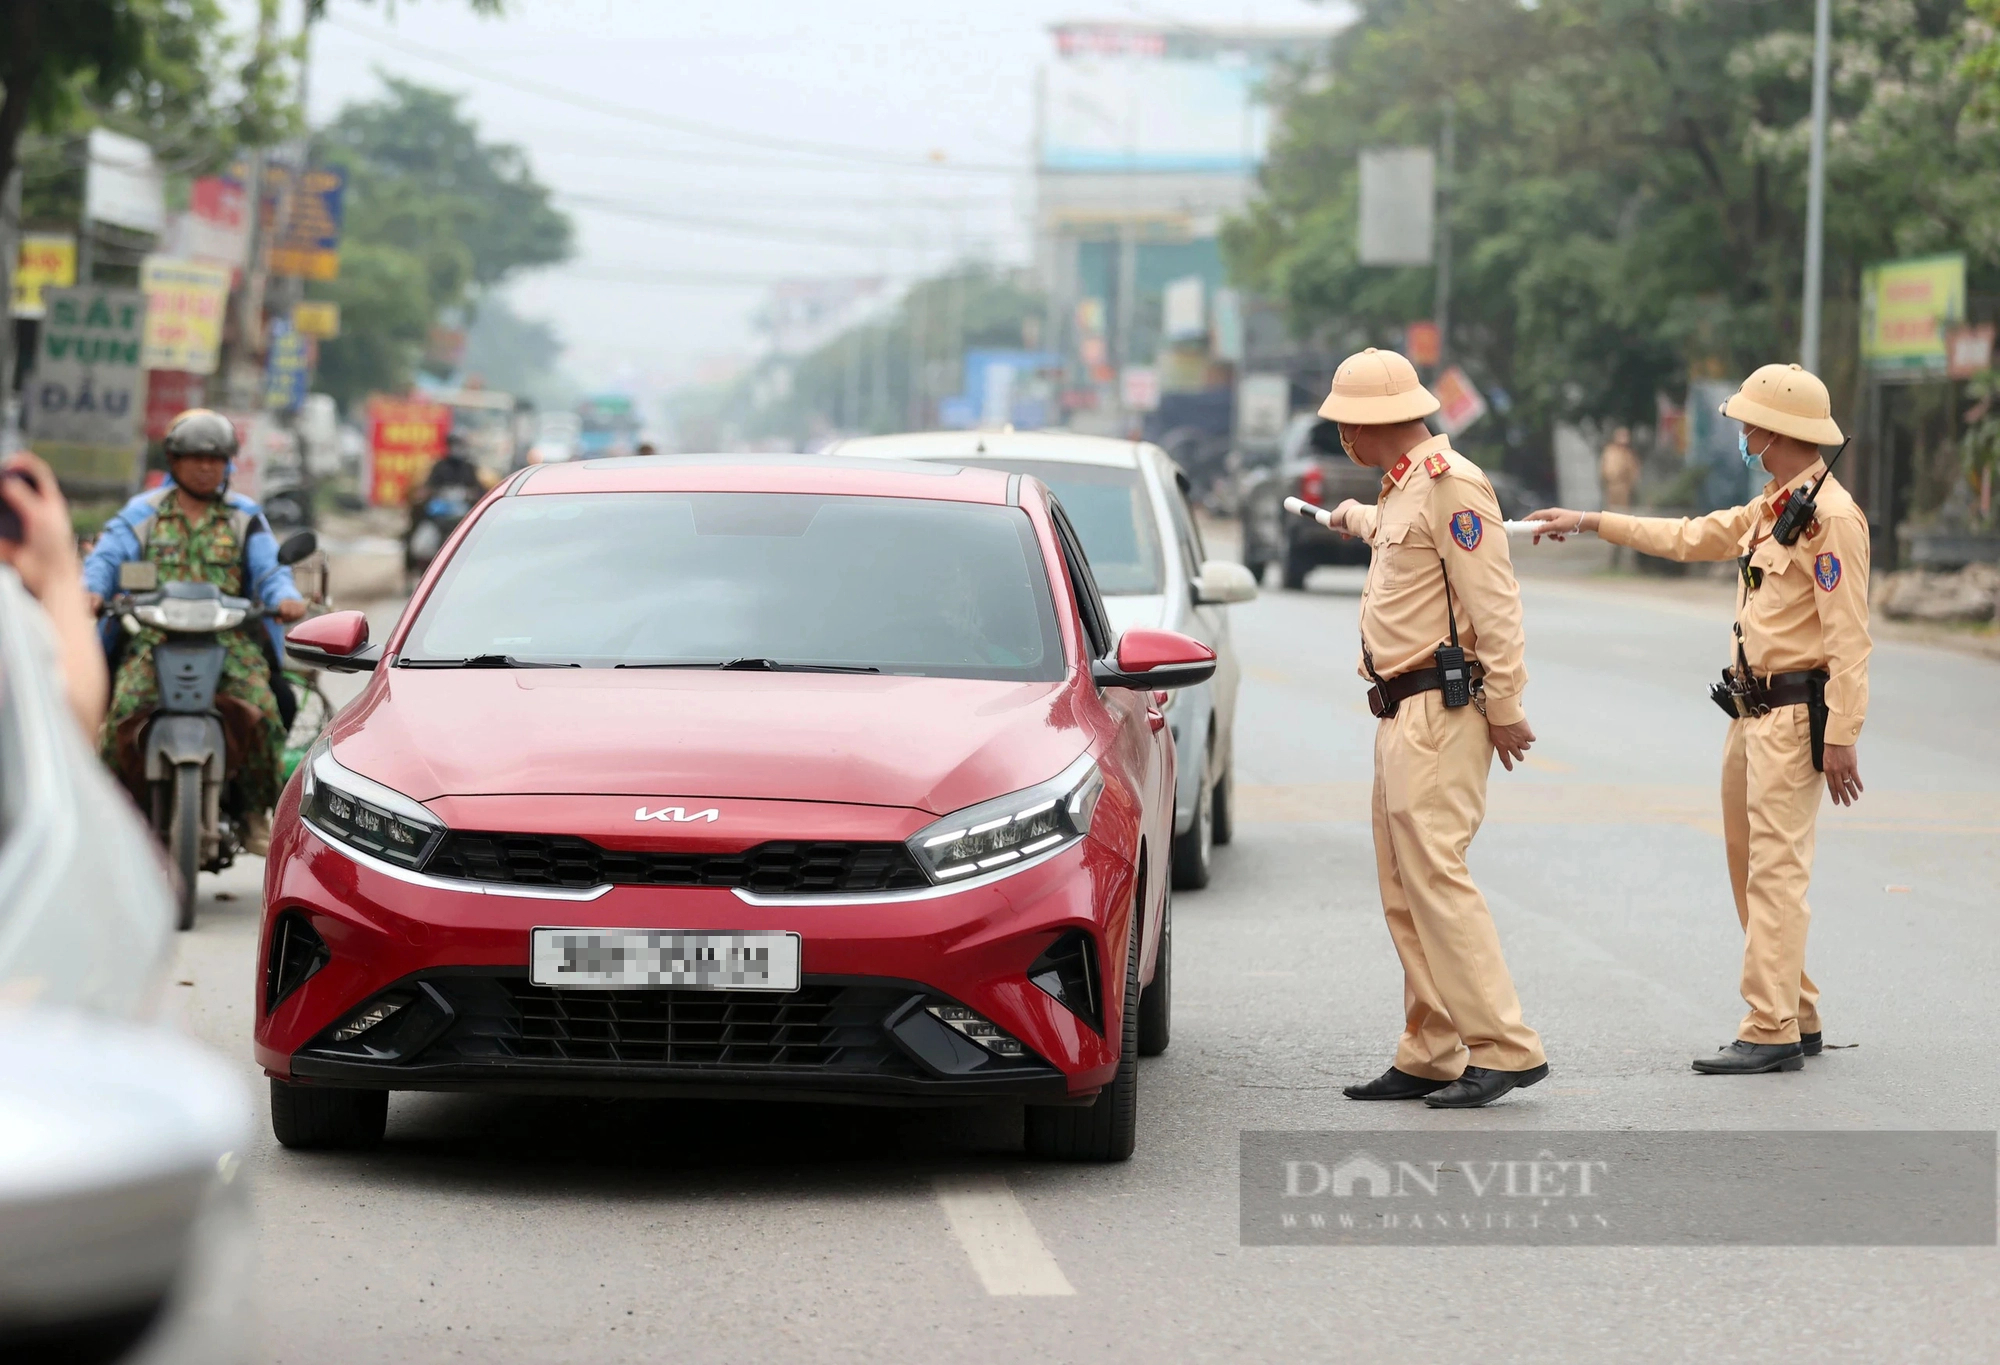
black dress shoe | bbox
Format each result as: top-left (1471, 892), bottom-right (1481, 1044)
top-left (1343, 1066), bottom-right (1453, 1101)
top-left (1422, 1063), bottom-right (1550, 1109)
top-left (1800, 1031), bottom-right (1823, 1057)
top-left (1691, 1040), bottom-right (1804, 1074)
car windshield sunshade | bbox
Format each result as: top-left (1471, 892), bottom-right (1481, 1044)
top-left (401, 492), bottom-right (1066, 680)
top-left (951, 460), bottom-right (1163, 595)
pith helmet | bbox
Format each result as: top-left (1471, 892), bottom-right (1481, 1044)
top-left (1720, 363), bottom-right (1843, 446)
top-left (1318, 347), bottom-right (1440, 425)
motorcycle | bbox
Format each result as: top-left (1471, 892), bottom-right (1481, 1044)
top-left (106, 530), bottom-right (320, 929)
top-left (405, 483), bottom-right (477, 585)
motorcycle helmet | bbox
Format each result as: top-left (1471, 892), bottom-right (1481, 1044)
top-left (162, 408), bottom-right (240, 460)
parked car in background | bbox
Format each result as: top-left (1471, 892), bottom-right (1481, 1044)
top-left (0, 569), bottom-right (251, 1364)
top-left (1238, 414), bottom-right (1546, 589)
top-left (829, 430), bottom-right (1256, 889)
top-left (526, 411), bottom-right (581, 465)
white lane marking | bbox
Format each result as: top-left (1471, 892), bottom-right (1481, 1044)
top-left (931, 1173), bottom-right (1076, 1297)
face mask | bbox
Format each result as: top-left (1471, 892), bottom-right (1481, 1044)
top-left (1738, 431), bottom-right (1770, 472)
top-left (1339, 425), bottom-right (1363, 467)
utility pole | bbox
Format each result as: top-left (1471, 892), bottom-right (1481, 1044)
top-left (1800, 0), bottom-right (1832, 374)
top-left (1432, 95), bottom-right (1455, 368)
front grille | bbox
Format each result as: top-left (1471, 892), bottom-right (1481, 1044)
top-left (418, 976), bottom-right (925, 1074)
top-left (421, 833), bottom-right (929, 894)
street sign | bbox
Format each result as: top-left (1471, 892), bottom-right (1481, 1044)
top-left (1432, 365), bottom-right (1488, 436)
top-left (1358, 148), bottom-right (1435, 267)
top-left (267, 167), bottom-right (347, 281)
top-left (365, 395), bottom-right (450, 506)
top-left (26, 287), bottom-right (149, 489)
top-left (292, 300), bottom-right (342, 339)
top-left (1861, 253), bottom-right (1965, 377)
top-left (11, 234), bottom-right (76, 320)
top-left (139, 257), bottom-right (231, 374)
top-left (84, 129), bottom-right (165, 235)
top-left (165, 175), bottom-right (251, 273)
top-left (1235, 373), bottom-right (1290, 446)
top-left (1120, 366), bottom-right (1161, 413)
top-left (264, 319), bottom-right (312, 413)
top-left (1405, 320), bottom-right (1441, 367)
top-left (1946, 324), bottom-right (1994, 379)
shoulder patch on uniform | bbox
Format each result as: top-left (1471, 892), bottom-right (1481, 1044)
top-left (1449, 509), bottom-right (1483, 550)
top-left (1424, 452), bottom-right (1451, 480)
top-left (1814, 552), bottom-right (1841, 590)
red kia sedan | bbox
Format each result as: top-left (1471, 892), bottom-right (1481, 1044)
top-left (261, 455), bottom-right (1214, 1161)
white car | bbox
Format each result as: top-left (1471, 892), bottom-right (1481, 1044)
top-left (827, 430), bottom-right (1256, 888)
top-left (0, 569), bottom-right (251, 1363)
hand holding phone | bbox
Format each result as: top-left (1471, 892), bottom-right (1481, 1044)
top-left (0, 466), bottom-right (32, 545)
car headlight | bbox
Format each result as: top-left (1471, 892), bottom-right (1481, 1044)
top-left (906, 753), bottom-right (1103, 883)
top-left (133, 599), bottom-right (247, 632)
top-left (300, 738), bottom-right (446, 869)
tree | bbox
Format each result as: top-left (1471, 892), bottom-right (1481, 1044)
top-left (310, 77), bottom-right (572, 407)
top-left (1226, 0), bottom-right (2000, 487)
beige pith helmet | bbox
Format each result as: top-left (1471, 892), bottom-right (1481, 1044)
top-left (1318, 347), bottom-right (1441, 425)
top-left (1720, 362), bottom-right (1843, 446)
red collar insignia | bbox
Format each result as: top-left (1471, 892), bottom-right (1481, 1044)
top-left (1388, 454), bottom-right (1412, 484)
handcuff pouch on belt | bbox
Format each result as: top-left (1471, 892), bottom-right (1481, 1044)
top-left (1363, 558), bottom-right (1480, 720)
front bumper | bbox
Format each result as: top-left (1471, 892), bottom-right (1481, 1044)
top-left (257, 808), bottom-right (1137, 1104)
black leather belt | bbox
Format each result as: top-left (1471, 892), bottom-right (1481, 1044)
top-left (1759, 669), bottom-right (1828, 709)
top-left (1367, 661), bottom-right (1483, 719)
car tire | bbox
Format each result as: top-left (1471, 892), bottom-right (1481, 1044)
top-left (1281, 542), bottom-right (1310, 591)
top-left (1024, 908), bottom-right (1141, 1162)
top-left (1137, 892), bottom-right (1171, 1057)
top-left (1211, 764), bottom-right (1234, 847)
top-left (1170, 748), bottom-right (1214, 890)
top-left (270, 1079), bottom-right (388, 1151)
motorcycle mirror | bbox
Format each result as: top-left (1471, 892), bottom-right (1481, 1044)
top-left (277, 530), bottom-right (319, 566)
top-left (118, 561), bottom-right (159, 591)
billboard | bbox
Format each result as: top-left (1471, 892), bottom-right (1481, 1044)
top-left (266, 167), bottom-right (347, 281)
top-left (139, 256), bottom-right (231, 374)
top-left (366, 396), bottom-right (451, 506)
top-left (11, 234), bottom-right (76, 320)
top-left (27, 287), bottom-right (149, 489)
top-left (1040, 58), bottom-right (1269, 173)
top-left (84, 128), bottom-right (165, 234)
top-left (1860, 253), bottom-right (1965, 377)
top-left (1358, 148), bottom-right (1436, 267)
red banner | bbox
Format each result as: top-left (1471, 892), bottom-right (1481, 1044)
top-left (144, 370), bottom-right (207, 441)
top-left (366, 395), bottom-right (450, 506)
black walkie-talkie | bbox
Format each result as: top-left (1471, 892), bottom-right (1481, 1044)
top-left (1435, 559), bottom-right (1471, 708)
top-left (1771, 436), bottom-right (1851, 547)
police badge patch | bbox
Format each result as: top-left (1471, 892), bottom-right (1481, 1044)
top-left (1449, 510), bottom-right (1483, 550)
top-left (1814, 552), bottom-right (1841, 590)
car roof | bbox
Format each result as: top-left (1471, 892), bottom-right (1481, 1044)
top-left (830, 430), bottom-right (1148, 470)
top-left (511, 452), bottom-right (1015, 504)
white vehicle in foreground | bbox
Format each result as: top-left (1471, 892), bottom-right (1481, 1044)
top-left (828, 430), bottom-right (1255, 888)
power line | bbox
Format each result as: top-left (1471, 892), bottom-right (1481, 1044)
top-left (555, 192), bottom-right (1012, 252)
top-left (323, 15), bottom-right (1029, 176)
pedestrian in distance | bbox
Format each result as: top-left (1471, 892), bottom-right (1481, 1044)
top-left (1315, 347), bottom-right (1551, 1109)
top-left (1599, 426), bottom-right (1642, 570)
top-left (1524, 362), bottom-right (1869, 1075)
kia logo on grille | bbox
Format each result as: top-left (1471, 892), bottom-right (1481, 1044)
top-left (635, 806), bottom-right (720, 823)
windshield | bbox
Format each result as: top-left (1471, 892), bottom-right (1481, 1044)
top-left (402, 492), bottom-right (1065, 680)
top-left (950, 460), bottom-right (1163, 595)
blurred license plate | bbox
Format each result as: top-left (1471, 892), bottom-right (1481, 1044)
top-left (530, 929), bottom-right (801, 991)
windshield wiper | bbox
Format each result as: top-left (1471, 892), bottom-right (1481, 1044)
top-left (614, 657), bottom-right (880, 674)
top-left (398, 654), bottom-right (578, 669)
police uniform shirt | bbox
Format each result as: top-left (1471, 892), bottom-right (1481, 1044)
top-left (1598, 460), bottom-right (1871, 745)
top-left (1345, 435), bottom-right (1529, 726)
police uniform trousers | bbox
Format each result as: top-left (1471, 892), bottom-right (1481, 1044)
top-left (1720, 706), bottom-right (1823, 1044)
top-left (1371, 690), bottom-right (1546, 1078)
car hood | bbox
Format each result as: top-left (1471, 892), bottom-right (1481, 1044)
top-left (329, 668), bottom-right (1087, 817)
top-left (1102, 594), bottom-right (1168, 638)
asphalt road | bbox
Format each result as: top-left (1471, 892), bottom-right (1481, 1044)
top-left (172, 557), bottom-right (2000, 1364)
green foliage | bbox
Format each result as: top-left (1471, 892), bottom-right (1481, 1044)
top-left (310, 77), bottom-right (572, 408)
top-left (461, 296), bottom-right (573, 409)
top-left (1227, 0), bottom-right (2000, 476)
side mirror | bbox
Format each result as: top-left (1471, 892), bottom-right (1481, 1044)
top-left (1091, 628), bottom-right (1217, 691)
top-left (284, 609), bottom-right (377, 672)
top-left (277, 530), bottom-right (319, 566)
top-left (117, 560), bottom-right (159, 591)
top-left (1193, 558), bottom-right (1258, 606)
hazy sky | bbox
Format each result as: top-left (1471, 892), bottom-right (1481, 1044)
top-left (283, 0), bottom-right (1344, 385)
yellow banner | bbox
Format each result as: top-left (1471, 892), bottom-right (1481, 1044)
top-left (292, 299), bottom-right (342, 339)
top-left (12, 234), bottom-right (77, 319)
top-left (139, 256), bottom-right (231, 375)
top-left (1861, 254), bottom-right (1965, 374)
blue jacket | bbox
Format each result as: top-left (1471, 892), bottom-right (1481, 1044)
top-left (84, 484), bottom-right (303, 659)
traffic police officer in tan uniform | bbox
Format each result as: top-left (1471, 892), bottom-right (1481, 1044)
top-left (1527, 362), bottom-right (1870, 1075)
top-left (1318, 348), bottom-right (1551, 1109)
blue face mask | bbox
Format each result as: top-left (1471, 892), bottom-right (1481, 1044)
top-left (1738, 431), bottom-right (1762, 471)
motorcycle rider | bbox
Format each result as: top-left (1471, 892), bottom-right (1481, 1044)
top-left (83, 409), bottom-right (308, 856)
